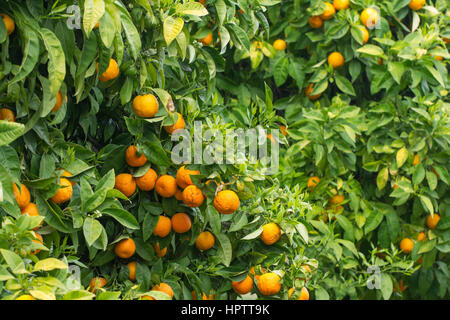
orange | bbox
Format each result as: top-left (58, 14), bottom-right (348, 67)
top-left (400, 238), bottom-right (413, 254)
top-left (305, 83), bottom-right (321, 101)
top-left (330, 194), bottom-right (344, 205)
top-left (308, 16), bottom-right (323, 29)
top-left (360, 8), bottom-right (379, 28)
top-left (273, 39), bottom-right (287, 51)
top-left (52, 91), bottom-right (66, 112)
top-left (141, 295), bottom-right (155, 300)
top-left (114, 173), bottom-right (136, 197)
top-left (260, 222), bottom-right (281, 245)
top-left (254, 41), bottom-right (262, 49)
top-left (357, 26), bottom-right (369, 44)
top-left (171, 213), bottom-right (192, 233)
top-left (213, 190), bottom-right (240, 214)
top-left (426, 214), bottom-right (440, 230)
top-left (250, 266), bottom-right (266, 281)
top-left (127, 261), bottom-right (137, 282)
top-left (202, 293), bottom-right (215, 300)
top-left (61, 170), bottom-right (76, 186)
top-left (0, 13), bottom-right (15, 35)
top-left (152, 283), bottom-right (174, 298)
top-left (298, 287), bottom-right (310, 300)
top-left (132, 94), bottom-right (159, 118)
top-left (307, 176), bottom-right (320, 189)
top-left (31, 232), bottom-right (43, 255)
top-left (408, 0), bottom-right (425, 10)
top-left (175, 188), bottom-right (183, 200)
top-left (320, 2), bottom-right (335, 20)
top-left (51, 178), bottom-right (73, 204)
top-left (155, 175), bottom-right (177, 198)
top-left (21, 203), bottom-right (43, 230)
top-left (257, 273), bottom-right (281, 296)
top-left (412, 154), bottom-right (420, 166)
top-left (195, 231), bottom-right (215, 251)
top-left (392, 183), bottom-right (399, 190)
top-left (417, 232), bottom-right (426, 242)
top-left (126, 145), bottom-right (147, 167)
top-left (88, 277), bottom-right (107, 293)
top-left (288, 287), bottom-right (294, 298)
top-left (153, 216), bottom-right (172, 237)
top-left (280, 125), bottom-right (288, 136)
top-left (182, 185), bottom-right (205, 207)
top-left (333, 0), bottom-right (349, 10)
top-left (98, 58), bottom-right (119, 82)
top-left (199, 32), bottom-right (213, 46)
top-left (136, 168), bottom-right (157, 191)
top-left (232, 275), bottom-right (253, 295)
top-left (13, 183), bottom-right (31, 210)
top-left (154, 242), bottom-right (167, 258)
top-left (176, 166), bottom-right (200, 189)
top-left (164, 112), bottom-right (185, 134)
top-left (328, 51), bottom-right (344, 68)
top-left (433, 55), bottom-right (443, 61)
top-left (0, 108), bottom-right (15, 122)
top-left (94, 21), bottom-right (100, 29)
top-left (16, 295), bottom-right (36, 300)
top-left (114, 238), bottom-right (136, 259)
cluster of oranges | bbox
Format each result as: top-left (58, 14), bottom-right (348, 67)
top-left (400, 214), bottom-right (441, 255)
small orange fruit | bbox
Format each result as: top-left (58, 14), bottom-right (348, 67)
top-left (31, 232), bottom-right (43, 255)
top-left (213, 190), bottom-right (240, 214)
top-left (426, 214), bottom-right (440, 230)
top-left (195, 231), bottom-right (215, 251)
top-left (51, 178), bottom-right (73, 204)
top-left (202, 293), bottom-right (215, 300)
top-left (328, 51), bottom-right (344, 68)
top-left (357, 26), bottom-right (369, 44)
top-left (175, 188), bottom-right (183, 201)
top-left (333, 0), bottom-right (349, 10)
top-left (0, 108), bottom-right (15, 122)
top-left (412, 154), bottom-right (420, 166)
top-left (434, 56), bottom-right (443, 61)
top-left (408, 0), bottom-right (425, 10)
top-left (16, 295), bottom-right (36, 300)
top-left (307, 176), bottom-right (320, 189)
top-left (13, 183), bottom-right (31, 210)
top-left (250, 266), bottom-right (266, 281)
top-left (141, 295), bottom-right (155, 300)
top-left (330, 194), bottom-right (344, 205)
top-left (273, 39), bottom-right (287, 51)
top-left (176, 166), bottom-right (200, 189)
top-left (0, 13), bottom-right (15, 35)
top-left (154, 242), bottom-right (167, 258)
top-left (257, 273), bottom-right (281, 296)
top-left (21, 203), bottom-right (43, 230)
top-left (94, 21), bottom-right (100, 29)
top-left (98, 58), bottom-right (119, 82)
top-left (132, 94), bottom-right (159, 118)
top-left (360, 8), bottom-right (379, 28)
top-left (308, 16), bottom-right (323, 29)
top-left (153, 216), bottom-right (172, 237)
top-left (320, 2), bottom-right (336, 20)
top-left (126, 145), bottom-right (147, 167)
top-left (260, 222), bottom-right (281, 245)
top-left (392, 183), bottom-right (399, 190)
top-left (400, 238), bottom-right (413, 254)
top-left (305, 83), bottom-right (321, 101)
top-left (298, 287), bottom-right (310, 300)
top-left (199, 32), bottom-right (213, 46)
top-left (61, 170), bottom-right (76, 186)
top-left (114, 238), bottom-right (136, 259)
top-left (164, 112), bottom-right (185, 134)
top-left (127, 261), bottom-right (137, 282)
top-left (114, 173), bottom-right (136, 197)
top-left (52, 91), bottom-right (66, 112)
top-left (136, 168), bottom-right (157, 191)
top-left (155, 175), bottom-right (177, 198)
top-left (417, 232), bottom-right (426, 242)
top-left (88, 277), bottom-right (107, 293)
top-left (280, 125), bottom-right (288, 136)
top-left (152, 283), bottom-right (174, 298)
top-left (171, 213), bottom-right (192, 233)
top-left (182, 185), bottom-right (204, 207)
top-left (232, 275), bottom-right (253, 295)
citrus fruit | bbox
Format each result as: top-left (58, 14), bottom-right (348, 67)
top-left (114, 238), bottom-right (136, 259)
top-left (164, 112), bottom-right (185, 134)
top-left (135, 168), bottom-right (157, 191)
top-left (171, 213), bottom-right (192, 233)
top-left (13, 183), bottom-right (31, 210)
top-left (257, 273), bottom-right (281, 296)
top-left (273, 39), bottom-right (287, 51)
top-left (213, 190), bottom-right (240, 214)
top-left (114, 173), bottom-right (136, 197)
top-left (132, 94), bottom-right (159, 118)
top-left (320, 2), bottom-right (336, 20)
top-left (155, 174), bottom-right (177, 198)
top-left (51, 178), bottom-right (73, 204)
top-left (126, 145), bottom-right (147, 167)
top-left (260, 222), bottom-right (281, 245)
top-left (195, 231), bottom-right (215, 251)
top-left (232, 275), bottom-right (253, 295)
top-left (0, 108), bottom-right (15, 122)
top-left (153, 216), bottom-right (172, 237)
top-left (182, 185), bottom-right (205, 207)
top-left (426, 214), bottom-right (440, 229)
top-left (176, 166), bottom-right (200, 189)
top-left (400, 238), bottom-right (413, 254)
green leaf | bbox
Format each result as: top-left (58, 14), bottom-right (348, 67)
top-left (83, 0), bottom-right (105, 37)
top-left (356, 44), bottom-right (384, 56)
top-left (9, 30), bottom-right (40, 85)
top-left (215, 233), bottom-right (232, 267)
top-left (102, 208), bottom-right (140, 229)
top-left (163, 16), bottom-right (184, 46)
top-left (419, 195), bottom-right (433, 214)
top-left (83, 217), bottom-right (103, 246)
top-left (34, 258), bottom-right (68, 271)
top-left (241, 226), bottom-right (264, 240)
top-left (0, 249), bottom-right (27, 274)
top-left (335, 73), bottom-right (356, 96)
top-left (376, 167), bottom-right (388, 190)
top-left (63, 290), bottom-right (95, 300)
top-left (388, 62), bottom-right (405, 84)
top-left (396, 147), bottom-right (408, 168)
top-left (380, 273), bottom-right (393, 300)
top-left (176, 2), bottom-right (208, 16)
top-left (116, 3), bottom-right (142, 60)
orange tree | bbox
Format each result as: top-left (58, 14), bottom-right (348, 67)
top-left (0, 0), bottom-right (448, 300)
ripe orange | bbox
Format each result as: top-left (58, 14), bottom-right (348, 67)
top-left (176, 166), bottom-right (200, 189)
top-left (408, 0), bottom-right (425, 10)
top-left (231, 275), bottom-right (253, 295)
top-left (114, 238), bottom-right (136, 259)
top-left (21, 203), bottom-right (43, 230)
top-left (257, 273), bottom-right (281, 296)
top-left (213, 190), bottom-right (240, 214)
top-left (154, 242), bottom-right (167, 258)
top-left (328, 51), bottom-right (345, 68)
top-left (434, 55), bottom-right (443, 61)
top-left (307, 176), bottom-right (320, 189)
top-left (0, 13), bottom-right (15, 35)
top-left (417, 232), bottom-right (426, 242)
top-left (260, 222), bottom-right (281, 245)
top-left (199, 32), bottom-right (213, 46)
top-left (52, 91), bottom-right (66, 112)
top-left (182, 185), bottom-right (204, 207)
top-left (202, 293), bottom-right (215, 300)
top-left (61, 170), bottom-right (76, 186)
top-left (126, 145), bottom-right (147, 167)
top-left (175, 188), bottom-right (183, 200)
top-left (308, 16), bottom-right (323, 29)
top-left (171, 213), bottom-right (192, 233)
top-left (127, 261), bottom-right (137, 282)
top-left (153, 216), bottom-right (172, 237)
top-left (426, 214), bottom-right (440, 230)
top-left (94, 21), bottom-right (100, 29)
top-left (250, 266), bottom-right (266, 281)
top-left (298, 287), bottom-right (310, 300)
top-left (152, 283), bottom-right (174, 298)
top-left (360, 8), bottom-right (379, 28)
top-left (412, 154), bottom-right (420, 166)
top-left (254, 41), bottom-right (263, 49)
top-left (280, 125), bottom-right (288, 136)
top-left (333, 0), bottom-right (349, 10)
top-left (114, 173), bottom-right (136, 197)
top-left (273, 39), bottom-right (287, 51)
top-left (400, 238), bottom-right (413, 254)
top-left (88, 277), bottom-right (107, 293)
top-left (31, 232), bottom-right (43, 255)
top-left (16, 295), bottom-right (36, 300)
top-left (155, 175), bottom-right (177, 198)
top-left (195, 231), bottom-right (215, 251)
top-left (357, 26), bottom-right (369, 44)
top-left (132, 94), bottom-right (159, 118)
top-left (330, 194), bottom-right (344, 205)
top-left (0, 108), bottom-right (15, 122)
top-left (136, 168), bottom-right (157, 191)
top-left (51, 178), bottom-right (73, 204)
top-left (13, 183), bottom-right (31, 210)
top-left (98, 58), bottom-right (119, 82)
top-left (164, 112), bottom-right (185, 134)
top-left (320, 2), bottom-right (336, 20)
top-left (305, 83), bottom-right (321, 101)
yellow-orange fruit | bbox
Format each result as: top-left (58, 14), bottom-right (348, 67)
top-left (152, 283), bottom-right (174, 298)
top-left (273, 39), bottom-right (287, 51)
top-left (114, 173), bottom-right (136, 197)
top-left (51, 178), bottom-right (73, 204)
top-left (412, 154), bottom-right (420, 166)
top-left (257, 273), bottom-right (281, 296)
top-left (61, 170), bottom-right (76, 186)
top-left (328, 51), bottom-right (345, 68)
top-left (126, 145), bottom-right (147, 167)
top-left (21, 203), bottom-right (43, 230)
top-left (171, 213), bottom-right (192, 233)
top-left (400, 238), bottom-right (413, 254)
top-left (153, 216), bottom-right (172, 237)
top-left (307, 176), bottom-right (320, 189)
top-left (308, 16), bottom-right (323, 29)
top-left (232, 275), bottom-right (253, 295)
top-left (426, 214), bottom-right (440, 230)
top-left (199, 32), bottom-right (213, 45)
top-left (360, 8), bottom-right (379, 28)
top-left (175, 188), bottom-right (183, 201)
top-left (408, 0), bottom-right (425, 10)
top-left (114, 238), bottom-right (136, 259)
top-left (298, 287), bottom-right (310, 300)
top-left (16, 295), bottom-right (36, 300)
top-left (132, 94), bottom-right (159, 118)
top-left (155, 175), bottom-right (177, 198)
top-left (330, 194), bottom-right (344, 205)
top-left (176, 166), bottom-right (200, 189)
top-left (127, 261), bottom-right (137, 282)
top-left (320, 2), bottom-right (336, 20)
top-left (154, 242), bottom-right (167, 258)
top-left (305, 83), bottom-right (321, 101)
top-left (88, 277), bottom-right (107, 293)
top-left (260, 222), bottom-right (281, 245)
top-left (333, 0), bottom-right (349, 10)
top-left (98, 58), bottom-right (119, 82)
top-left (195, 231), bottom-right (215, 251)
top-left (250, 266), bottom-right (266, 281)
top-left (13, 183), bottom-right (31, 210)
top-left (0, 108), bottom-right (15, 122)
top-left (52, 91), bottom-right (66, 112)
top-left (136, 168), bottom-right (157, 191)
top-left (357, 26), bottom-right (369, 44)
top-left (280, 125), bottom-right (288, 136)
top-left (213, 190), bottom-right (240, 214)
top-left (1, 13), bottom-right (15, 35)
top-left (417, 232), bottom-right (426, 242)
top-left (182, 185), bottom-right (205, 207)
top-left (164, 112), bottom-right (185, 134)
